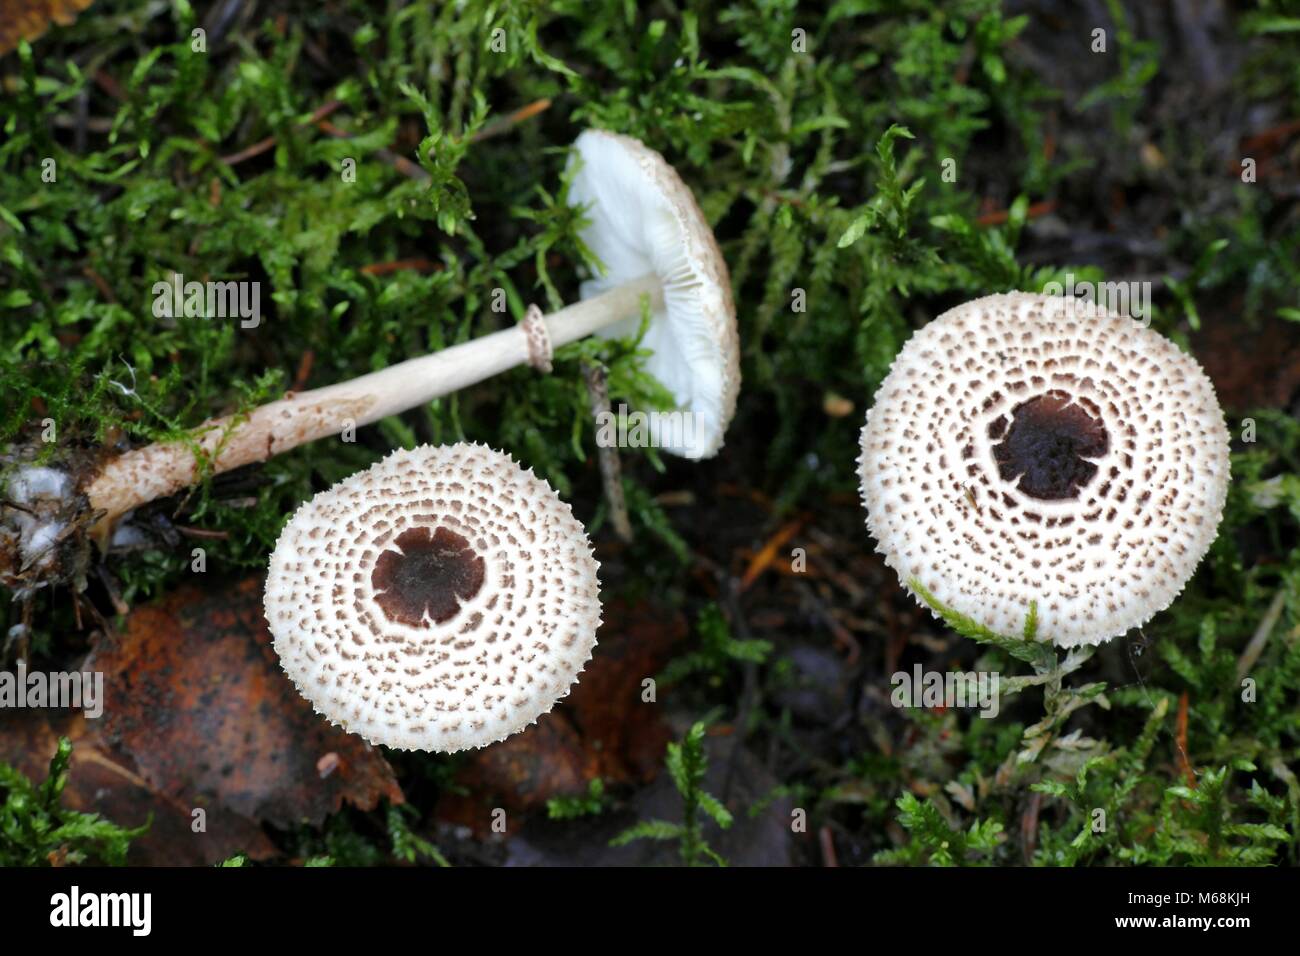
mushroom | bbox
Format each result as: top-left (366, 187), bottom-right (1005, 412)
top-left (564, 129), bottom-right (740, 459)
top-left (264, 442), bottom-right (601, 752)
top-left (83, 129), bottom-right (739, 536)
top-left (858, 292), bottom-right (1230, 648)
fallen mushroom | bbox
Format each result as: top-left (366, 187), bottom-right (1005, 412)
top-left (565, 129), bottom-right (740, 459)
top-left (858, 292), bottom-right (1230, 648)
top-left (263, 442), bottom-right (602, 752)
top-left (82, 129), bottom-right (739, 537)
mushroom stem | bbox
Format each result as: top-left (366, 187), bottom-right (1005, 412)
top-left (547, 273), bottom-right (664, 347)
top-left (84, 275), bottom-right (665, 534)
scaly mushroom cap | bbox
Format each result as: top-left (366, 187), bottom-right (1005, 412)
top-left (264, 443), bottom-right (602, 752)
top-left (567, 129), bottom-right (740, 459)
top-left (858, 292), bottom-right (1230, 648)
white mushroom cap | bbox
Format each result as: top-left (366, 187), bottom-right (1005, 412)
top-left (858, 292), bottom-right (1231, 648)
top-left (567, 129), bottom-right (740, 459)
top-left (264, 443), bottom-right (602, 752)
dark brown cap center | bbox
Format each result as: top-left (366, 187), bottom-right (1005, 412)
top-left (371, 526), bottom-right (485, 626)
top-left (989, 391), bottom-right (1109, 500)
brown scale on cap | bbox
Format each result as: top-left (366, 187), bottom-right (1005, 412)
top-left (371, 527), bottom-right (486, 627)
top-left (991, 390), bottom-right (1110, 500)
top-left (264, 443), bottom-right (601, 752)
top-left (858, 292), bottom-right (1230, 648)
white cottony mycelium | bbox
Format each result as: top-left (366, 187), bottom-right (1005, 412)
top-left (0, 466), bottom-right (75, 587)
top-left (264, 443), bottom-right (601, 752)
top-left (858, 292), bottom-right (1231, 648)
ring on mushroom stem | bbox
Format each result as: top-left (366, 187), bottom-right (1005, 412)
top-left (858, 292), bottom-right (1231, 649)
top-left (83, 130), bottom-right (739, 539)
top-left (264, 442), bottom-right (602, 753)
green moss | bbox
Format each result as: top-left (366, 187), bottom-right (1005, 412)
top-left (3, 0), bottom-right (1299, 867)
top-left (0, 738), bottom-right (146, 866)
top-left (611, 721), bottom-right (733, 866)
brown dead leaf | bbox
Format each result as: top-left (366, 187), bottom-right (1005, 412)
top-left (562, 597), bottom-right (684, 781)
top-left (0, 0), bottom-right (95, 56)
top-left (437, 717), bottom-right (597, 833)
top-left (0, 709), bottom-right (275, 865)
top-left (88, 577), bottom-right (402, 830)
